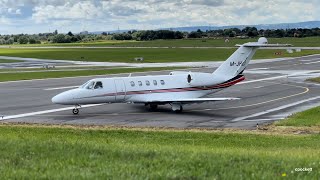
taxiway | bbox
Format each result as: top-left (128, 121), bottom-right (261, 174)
top-left (1, 55), bottom-right (320, 129)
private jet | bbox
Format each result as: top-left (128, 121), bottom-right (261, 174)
top-left (52, 37), bottom-right (290, 114)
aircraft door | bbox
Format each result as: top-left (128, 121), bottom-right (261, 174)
top-left (114, 79), bottom-right (126, 101)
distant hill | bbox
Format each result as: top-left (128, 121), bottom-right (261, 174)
top-left (165, 21), bottom-right (320, 32)
top-left (90, 21), bottom-right (320, 34)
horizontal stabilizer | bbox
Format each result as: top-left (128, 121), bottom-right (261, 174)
top-left (236, 43), bottom-right (292, 47)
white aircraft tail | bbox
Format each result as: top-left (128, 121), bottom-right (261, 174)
top-left (212, 37), bottom-right (291, 81)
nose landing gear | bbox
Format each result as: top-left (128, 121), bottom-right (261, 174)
top-left (72, 105), bottom-right (81, 115)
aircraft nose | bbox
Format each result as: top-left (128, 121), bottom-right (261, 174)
top-left (51, 93), bottom-right (65, 104)
top-left (52, 90), bottom-right (74, 105)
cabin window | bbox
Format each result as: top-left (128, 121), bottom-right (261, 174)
top-left (160, 80), bottom-right (165, 85)
top-left (94, 81), bottom-right (103, 89)
top-left (146, 80), bottom-right (150, 86)
top-left (138, 81), bottom-right (142, 86)
top-left (153, 80), bottom-right (157, 85)
top-left (130, 81), bottom-right (135, 87)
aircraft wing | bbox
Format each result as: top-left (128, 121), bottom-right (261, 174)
top-left (138, 97), bottom-right (240, 104)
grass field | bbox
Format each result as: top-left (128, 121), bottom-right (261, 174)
top-left (275, 77), bottom-right (320, 127)
top-left (5, 37), bottom-right (320, 47)
top-left (0, 67), bottom-right (183, 82)
top-left (308, 77), bottom-right (320, 83)
top-left (0, 48), bottom-right (318, 63)
top-left (274, 106), bottom-right (320, 127)
top-left (0, 59), bottom-right (23, 63)
top-left (0, 66), bottom-right (126, 72)
top-left (0, 125), bottom-right (318, 179)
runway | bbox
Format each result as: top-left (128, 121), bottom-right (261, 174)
top-left (1, 55), bottom-right (320, 129)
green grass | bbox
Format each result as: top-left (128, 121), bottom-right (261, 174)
top-left (0, 125), bottom-right (318, 179)
top-left (0, 66), bottom-right (126, 72)
top-left (6, 37), bottom-right (320, 47)
top-left (0, 59), bottom-right (23, 63)
top-left (275, 77), bottom-right (320, 127)
top-left (308, 77), bottom-right (320, 83)
top-left (274, 106), bottom-right (320, 127)
top-left (0, 67), bottom-right (183, 82)
top-left (0, 48), bottom-right (318, 63)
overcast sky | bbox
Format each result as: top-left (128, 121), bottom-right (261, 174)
top-left (0, 0), bottom-right (318, 34)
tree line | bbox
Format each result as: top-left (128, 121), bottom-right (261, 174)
top-left (1, 27), bottom-right (320, 45)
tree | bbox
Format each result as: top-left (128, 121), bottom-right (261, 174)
top-left (51, 34), bottom-right (66, 43)
top-left (67, 31), bottom-right (74, 36)
top-left (6, 37), bottom-right (14, 44)
top-left (18, 36), bottom-right (28, 44)
top-left (0, 39), bottom-right (5, 45)
top-left (29, 38), bottom-right (36, 44)
top-left (188, 31), bottom-right (202, 38)
top-left (174, 31), bottom-right (184, 39)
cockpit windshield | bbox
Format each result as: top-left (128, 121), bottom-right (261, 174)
top-left (80, 81), bottom-right (103, 90)
top-left (80, 81), bottom-right (90, 88)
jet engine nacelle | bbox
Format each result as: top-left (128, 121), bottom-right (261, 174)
top-left (169, 71), bottom-right (190, 75)
top-left (170, 71), bottom-right (223, 86)
top-left (186, 72), bottom-right (215, 86)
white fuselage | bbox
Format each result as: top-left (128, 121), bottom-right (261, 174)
top-left (51, 72), bottom-right (245, 105)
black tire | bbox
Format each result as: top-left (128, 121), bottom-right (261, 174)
top-left (72, 108), bottom-right (79, 115)
top-left (174, 106), bottom-right (183, 113)
top-left (150, 104), bottom-right (158, 111)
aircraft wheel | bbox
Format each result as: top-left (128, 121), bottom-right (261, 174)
top-left (171, 104), bottom-right (183, 113)
top-left (72, 108), bottom-right (79, 115)
top-left (150, 104), bottom-right (158, 111)
top-left (175, 105), bottom-right (183, 113)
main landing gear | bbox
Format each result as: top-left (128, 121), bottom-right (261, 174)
top-left (170, 103), bottom-right (183, 113)
top-left (72, 105), bottom-right (81, 115)
top-left (145, 103), bottom-right (158, 111)
top-left (145, 103), bottom-right (184, 112)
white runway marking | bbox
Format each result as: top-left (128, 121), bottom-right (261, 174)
top-left (304, 61), bottom-right (320, 65)
top-left (248, 68), bottom-right (269, 70)
top-left (232, 96), bottom-right (320, 122)
top-left (253, 86), bottom-right (265, 89)
top-left (44, 86), bottom-right (79, 91)
top-left (1, 104), bottom-right (103, 120)
top-left (238, 75), bottom-right (288, 85)
top-left (242, 118), bottom-right (282, 122)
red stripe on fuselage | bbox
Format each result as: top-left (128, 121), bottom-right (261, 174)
top-left (84, 76), bottom-right (245, 98)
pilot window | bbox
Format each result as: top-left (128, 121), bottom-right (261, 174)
top-left (153, 80), bottom-right (157, 85)
top-left (94, 81), bottom-right (103, 89)
top-left (138, 81), bottom-right (142, 86)
top-left (85, 81), bottom-right (95, 89)
top-left (160, 80), bottom-right (165, 85)
top-left (130, 81), bottom-right (135, 87)
top-left (146, 80), bottom-right (150, 86)
top-left (81, 81), bottom-right (91, 88)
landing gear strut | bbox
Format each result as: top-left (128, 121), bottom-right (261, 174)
top-left (171, 103), bottom-right (183, 113)
top-left (72, 105), bottom-right (81, 115)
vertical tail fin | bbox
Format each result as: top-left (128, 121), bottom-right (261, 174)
top-left (212, 37), bottom-right (291, 81)
top-left (212, 45), bottom-right (257, 81)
